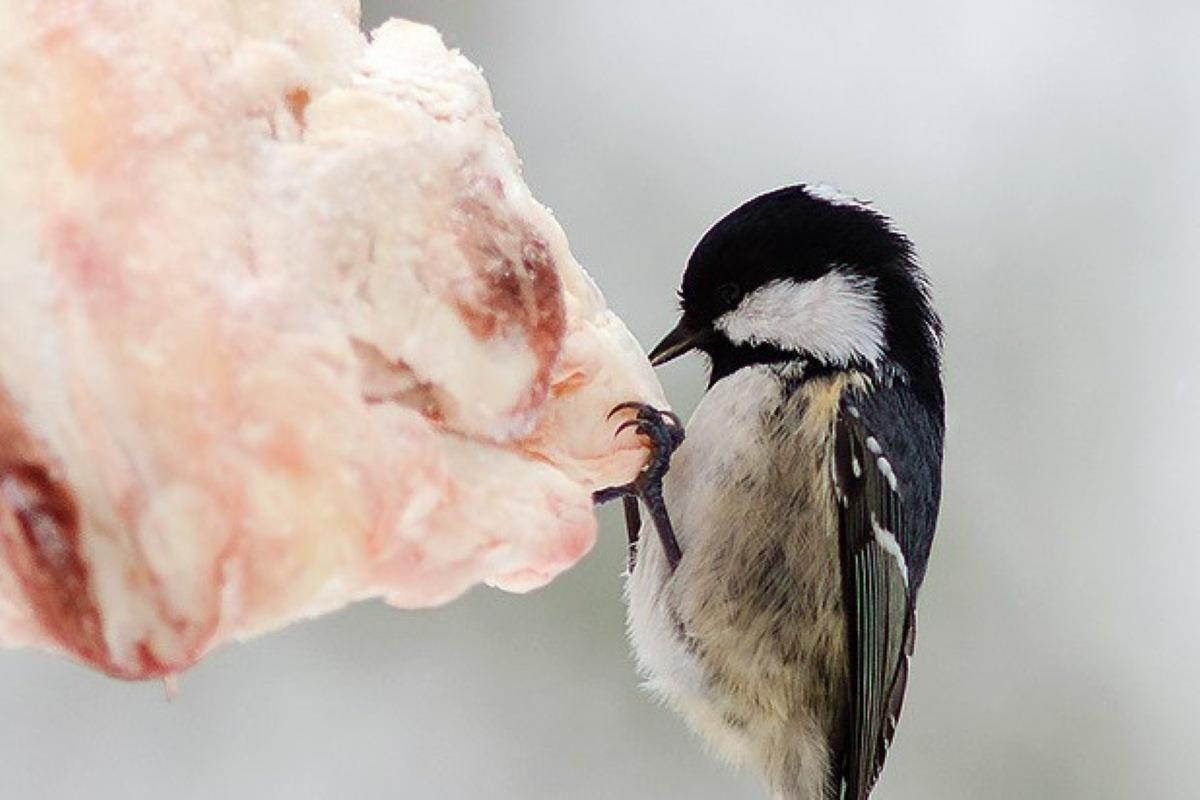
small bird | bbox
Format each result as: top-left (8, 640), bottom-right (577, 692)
top-left (621, 185), bottom-right (945, 799)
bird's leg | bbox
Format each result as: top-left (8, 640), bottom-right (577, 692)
top-left (595, 487), bottom-right (643, 571)
top-left (622, 496), bottom-right (641, 573)
top-left (591, 403), bottom-right (685, 571)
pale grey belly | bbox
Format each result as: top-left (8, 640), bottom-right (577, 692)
top-left (625, 368), bottom-right (850, 776)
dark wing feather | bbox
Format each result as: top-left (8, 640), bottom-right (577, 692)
top-left (834, 383), bottom-right (943, 799)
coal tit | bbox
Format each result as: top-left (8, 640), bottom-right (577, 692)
top-left (625, 185), bottom-right (945, 799)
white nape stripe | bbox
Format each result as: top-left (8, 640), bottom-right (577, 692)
top-left (804, 183), bottom-right (870, 210)
top-left (871, 518), bottom-right (909, 585)
top-left (715, 270), bottom-right (885, 365)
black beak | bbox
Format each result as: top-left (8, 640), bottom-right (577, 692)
top-left (648, 317), bottom-right (711, 366)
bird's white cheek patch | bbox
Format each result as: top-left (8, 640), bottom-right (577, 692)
top-left (715, 271), bottom-right (885, 365)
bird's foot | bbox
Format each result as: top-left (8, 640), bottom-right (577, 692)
top-left (592, 403), bottom-right (685, 571)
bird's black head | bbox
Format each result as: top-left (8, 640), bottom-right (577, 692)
top-left (650, 184), bottom-right (943, 409)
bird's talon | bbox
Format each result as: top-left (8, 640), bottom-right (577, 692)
top-left (607, 400), bottom-right (647, 421)
top-left (596, 402), bottom-right (685, 572)
top-left (614, 419), bottom-right (642, 439)
top-left (608, 401), bottom-right (682, 430)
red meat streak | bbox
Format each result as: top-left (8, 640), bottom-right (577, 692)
top-left (451, 180), bottom-right (567, 426)
top-left (0, 388), bottom-right (109, 672)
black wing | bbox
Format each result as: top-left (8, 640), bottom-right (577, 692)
top-left (833, 381), bottom-right (943, 799)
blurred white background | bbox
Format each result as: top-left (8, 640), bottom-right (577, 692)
top-left (4, 2), bottom-right (1200, 798)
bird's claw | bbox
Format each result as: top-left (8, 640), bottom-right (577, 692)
top-left (610, 403), bottom-right (684, 451)
top-left (593, 402), bottom-right (685, 571)
top-left (608, 400), bottom-right (682, 427)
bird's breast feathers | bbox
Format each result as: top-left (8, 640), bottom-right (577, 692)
top-left (627, 364), bottom-right (868, 769)
top-left (664, 364), bottom-right (866, 545)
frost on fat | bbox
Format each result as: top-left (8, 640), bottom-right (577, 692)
top-left (0, 3), bottom-right (664, 679)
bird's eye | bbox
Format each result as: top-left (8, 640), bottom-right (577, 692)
top-left (717, 282), bottom-right (742, 308)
